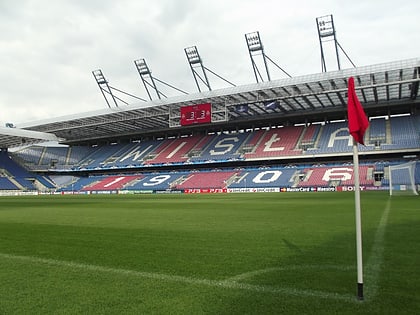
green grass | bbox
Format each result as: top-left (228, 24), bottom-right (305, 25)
top-left (0, 192), bottom-right (419, 314)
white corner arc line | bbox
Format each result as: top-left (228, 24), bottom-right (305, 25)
top-left (0, 252), bottom-right (355, 303)
top-left (227, 265), bottom-right (355, 283)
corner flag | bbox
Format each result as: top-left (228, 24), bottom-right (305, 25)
top-left (347, 76), bottom-right (368, 301)
top-left (347, 77), bottom-right (369, 144)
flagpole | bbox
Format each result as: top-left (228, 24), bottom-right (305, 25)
top-left (352, 138), bottom-right (364, 300)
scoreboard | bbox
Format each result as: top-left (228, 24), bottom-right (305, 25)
top-left (180, 103), bottom-right (211, 126)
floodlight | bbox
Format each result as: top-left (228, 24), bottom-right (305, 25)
top-left (92, 69), bottom-right (107, 84)
top-left (185, 46), bottom-right (201, 64)
top-left (134, 59), bottom-right (150, 75)
top-left (316, 15), bottom-right (334, 37)
top-left (245, 32), bottom-right (263, 52)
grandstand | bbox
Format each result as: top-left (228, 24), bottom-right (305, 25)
top-left (1, 110), bottom-right (418, 194)
top-left (0, 51), bottom-right (419, 195)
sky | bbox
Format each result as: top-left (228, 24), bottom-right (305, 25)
top-left (1, 0), bottom-right (419, 126)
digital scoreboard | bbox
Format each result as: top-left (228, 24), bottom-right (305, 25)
top-left (180, 103), bottom-right (211, 126)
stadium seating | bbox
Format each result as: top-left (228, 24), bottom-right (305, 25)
top-left (82, 175), bottom-right (142, 191)
top-left (35, 176), bottom-right (57, 189)
top-left (175, 171), bottom-right (237, 190)
top-left (190, 133), bottom-right (247, 162)
top-left (228, 168), bottom-right (298, 188)
top-left (0, 177), bottom-right (20, 190)
top-left (124, 172), bottom-right (185, 191)
top-left (242, 130), bottom-right (264, 148)
top-left (14, 146), bottom-right (44, 165)
top-left (300, 124), bottom-right (321, 149)
top-left (80, 144), bottom-right (132, 169)
top-left (11, 115), bottom-right (420, 172)
top-left (110, 141), bottom-right (161, 168)
top-left (244, 126), bottom-right (303, 159)
top-left (369, 118), bottom-right (386, 142)
top-left (15, 145), bottom-right (92, 169)
top-left (67, 146), bottom-right (93, 165)
top-left (40, 147), bottom-right (68, 166)
top-left (297, 165), bottom-right (374, 187)
top-left (0, 151), bottom-right (37, 190)
top-left (144, 136), bottom-right (202, 165)
top-left (189, 135), bottom-right (214, 152)
top-left (3, 114), bottom-right (420, 193)
top-left (305, 122), bottom-right (354, 155)
top-left (381, 116), bottom-right (420, 150)
top-left (63, 176), bottom-right (106, 191)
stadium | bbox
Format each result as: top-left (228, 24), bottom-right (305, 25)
top-left (0, 15), bottom-right (419, 314)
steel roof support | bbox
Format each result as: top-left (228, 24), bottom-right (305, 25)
top-left (92, 69), bottom-right (119, 108)
top-left (185, 46), bottom-right (211, 92)
top-left (93, 69), bottom-right (147, 108)
top-left (245, 31), bottom-right (291, 83)
top-left (316, 14), bottom-right (356, 72)
top-left (245, 31), bottom-right (270, 82)
top-left (134, 59), bottom-right (188, 100)
top-left (134, 59), bottom-right (163, 100)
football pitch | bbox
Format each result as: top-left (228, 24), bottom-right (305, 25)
top-left (0, 192), bottom-right (418, 314)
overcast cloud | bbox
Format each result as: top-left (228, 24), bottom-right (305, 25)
top-left (1, 0), bottom-right (419, 126)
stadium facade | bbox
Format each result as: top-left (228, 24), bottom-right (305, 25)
top-left (0, 57), bottom-right (419, 195)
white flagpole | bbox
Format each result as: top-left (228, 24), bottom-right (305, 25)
top-left (352, 139), bottom-right (364, 300)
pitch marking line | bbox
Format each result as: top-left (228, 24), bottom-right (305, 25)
top-left (0, 252), bottom-right (355, 302)
top-left (364, 198), bottom-right (391, 299)
top-left (227, 265), bottom-right (355, 282)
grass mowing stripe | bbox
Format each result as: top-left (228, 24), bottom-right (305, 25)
top-left (364, 198), bottom-right (391, 300)
top-left (0, 252), bottom-right (356, 303)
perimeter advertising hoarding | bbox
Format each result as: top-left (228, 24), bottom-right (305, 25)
top-left (184, 188), bottom-right (227, 194)
top-left (180, 103), bottom-right (211, 126)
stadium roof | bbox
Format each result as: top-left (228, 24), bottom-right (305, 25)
top-left (3, 58), bottom-right (420, 147)
top-left (0, 126), bottom-right (59, 148)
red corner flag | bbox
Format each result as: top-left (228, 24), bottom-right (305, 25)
top-left (347, 77), bottom-right (369, 145)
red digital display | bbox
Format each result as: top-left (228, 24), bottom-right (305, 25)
top-left (180, 103), bottom-right (212, 126)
